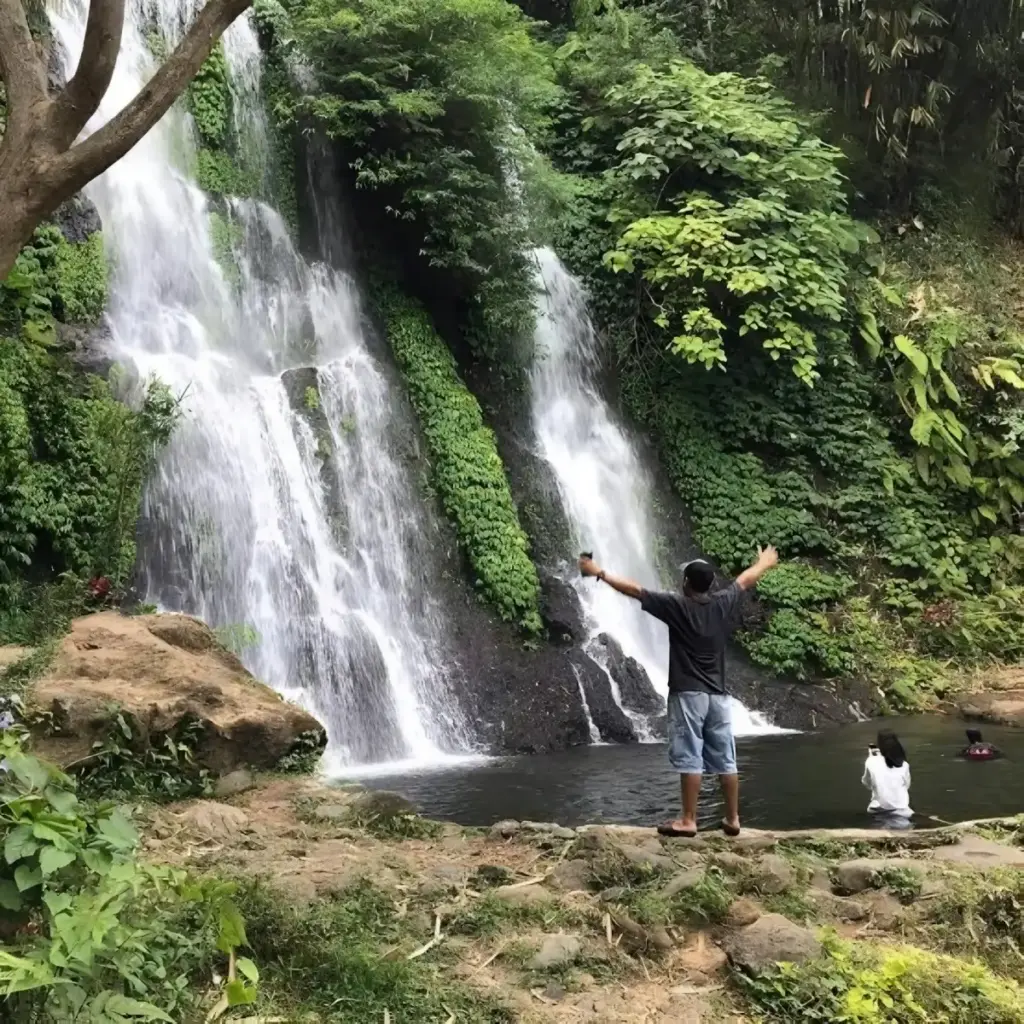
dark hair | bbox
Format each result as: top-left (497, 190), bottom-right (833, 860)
top-left (877, 729), bottom-right (906, 769)
top-left (683, 560), bottom-right (715, 594)
top-left (966, 728), bottom-right (983, 744)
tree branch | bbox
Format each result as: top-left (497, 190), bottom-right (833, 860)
top-left (0, 0), bottom-right (49, 149)
top-left (53, 0), bottom-right (127, 147)
top-left (55, 0), bottom-right (252, 195)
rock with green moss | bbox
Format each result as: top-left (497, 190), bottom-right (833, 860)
top-left (378, 291), bottom-right (543, 634)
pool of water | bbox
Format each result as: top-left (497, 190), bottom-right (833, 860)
top-left (354, 717), bottom-right (1023, 830)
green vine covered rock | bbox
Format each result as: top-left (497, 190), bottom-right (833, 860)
top-left (380, 292), bottom-right (542, 633)
top-left (54, 232), bottom-right (108, 324)
top-left (187, 42), bottom-right (231, 147)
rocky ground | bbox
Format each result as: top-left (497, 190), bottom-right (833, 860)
top-left (137, 774), bottom-right (1024, 1023)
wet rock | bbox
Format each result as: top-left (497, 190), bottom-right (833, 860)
top-left (662, 868), bottom-right (705, 898)
top-left (725, 898), bottom-right (761, 927)
top-left (590, 633), bottom-right (664, 717)
top-left (751, 854), bottom-right (796, 895)
top-left (214, 769), bottom-right (254, 799)
top-left (55, 195), bottom-right (102, 244)
top-left (575, 656), bottom-right (637, 743)
top-left (549, 859), bottom-right (592, 893)
top-left (531, 934), bottom-right (581, 970)
top-left (722, 914), bottom-right (822, 974)
top-left (489, 819), bottom-right (521, 839)
top-left (56, 322), bottom-right (115, 378)
top-left (540, 574), bottom-right (587, 645)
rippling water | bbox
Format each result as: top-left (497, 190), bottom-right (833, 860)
top-left (361, 717), bottom-right (1024, 830)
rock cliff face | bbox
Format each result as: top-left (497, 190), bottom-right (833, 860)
top-left (26, 612), bottom-right (325, 773)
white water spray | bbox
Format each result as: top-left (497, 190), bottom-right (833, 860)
top-left (529, 248), bottom-right (783, 736)
top-left (50, 0), bottom-right (476, 768)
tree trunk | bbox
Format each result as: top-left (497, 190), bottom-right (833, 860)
top-left (0, 0), bottom-right (252, 281)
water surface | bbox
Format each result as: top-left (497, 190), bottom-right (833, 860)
top-left (361, 716), bottom-right (1023, 830)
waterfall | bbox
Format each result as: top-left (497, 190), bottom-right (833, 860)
top-left (49, 0), bottom-right (477, 771)
top-left (529, 248), bottom-right (783, 736)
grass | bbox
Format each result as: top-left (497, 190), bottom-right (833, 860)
top-left (877, 866), bottom-right (924, 905)
top-left (622, 868), bottom-right (735, 928)
top-left (235, 877), bottom-right (515, 1022)
top-left (446, 891), bottom-right (586, 938)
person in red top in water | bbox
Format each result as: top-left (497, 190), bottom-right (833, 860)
top-left (960, 728), bottom-right (1002, 761)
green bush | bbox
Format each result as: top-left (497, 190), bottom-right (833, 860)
top-left (737, 936), bottom-right (1024, 1023)
top-left (0, 338), bottom-right (177, 589)
top-left (380, 293), bottom-right (542, 632)
top-left (196, 148), bottom-right (259, 199)
top-left (54, 233), bottom-right (108, 325)
top-left (187, 43), bottom-right (231, 146)
top-left (288, 0), bottom-right (560, 352)
top-left (0, 728), bottom-right (255, 1020)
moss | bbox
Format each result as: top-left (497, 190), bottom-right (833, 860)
top-left (379, 291), bottom-right (543, 633)
top-left (196, 148), bottom-right (259, 199)
top-left (208, 210), bottom-right (242, 286)
top-left (187, 42), bottom-right (231, 146)
top-left (54, 232), bottom-right (108, 324)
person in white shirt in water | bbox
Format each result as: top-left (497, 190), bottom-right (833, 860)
top-left (862, 729), bottom-right (913, 828)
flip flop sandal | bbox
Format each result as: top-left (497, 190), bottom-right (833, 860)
top-left (721, 821), bottom-right (741, 837)
top-left (657, 822), bottom-right (697, 838)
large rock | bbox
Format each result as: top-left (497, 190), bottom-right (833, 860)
top-left (575, 656), bottom-right (637, 743)
top-left (27, 612), bottom-right (326, 774)
top-left (721, 914), bottom-right (822, 974)
top-left (958, 689), bottom-right (1024, 727)
top-left (832, 858), bottom-right (927, 895)
top-left (590, 633), bottom-right (664, 717)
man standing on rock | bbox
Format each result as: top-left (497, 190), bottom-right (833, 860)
top-left (578, 546), bottom-right (780, 837)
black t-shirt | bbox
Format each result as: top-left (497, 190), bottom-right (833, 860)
top-left (640, 583), bottom-right (744, 694)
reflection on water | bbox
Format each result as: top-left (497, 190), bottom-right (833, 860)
top-left (359, 716), bottom-right (1024, 830)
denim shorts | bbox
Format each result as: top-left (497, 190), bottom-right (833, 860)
top-left (667, 691), bottom-right (737, 775)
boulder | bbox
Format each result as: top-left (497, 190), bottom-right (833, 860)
top-left (348, 790), bottom-right (417, 822)
top-left (619, 844), bottom-right (677, 873)
top-left (539, 574), bottom-right (587, 645)
top-left (531, 934), bottom-right (581, 970)
top-left (725, 898), bottom-right (761, 927)
top-left (27, 612), bottom-right (325, 774)
top-left (489, 819), bottom-right (521, 839)
top-left (832, 858), bottom-right (926, 895)
top-left (712, 852), bottom-right (751, 875)
top-left (590, 634), bottom-right (664, 717)
top-left (575, 657), bottom-right (637, 743)
top-left (176, 801), bottom-right (249, 841)
top-left (751, 854), bottom-right (796, 895)
top-left (807, 892), bottom-right (868, 922)
top-left (721, 914), bottom-right (822, 975)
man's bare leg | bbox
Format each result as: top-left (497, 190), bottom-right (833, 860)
top-left (719, 773), bottom-right (740, 831)
top-left (673, 772), bottom-right (702, 832)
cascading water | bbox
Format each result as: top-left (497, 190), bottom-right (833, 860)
top-left (50, 0), bottom-right (475, 770)
top-left (529, 248), bottom-right (783, 736)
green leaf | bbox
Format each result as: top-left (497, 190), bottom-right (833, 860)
top-left (97, 809), bottom-right (139, 850)
top-left (39, 846), bottom-right (76, 877)
top-left (893, 335), bottom-right (929, 376)
top-left (225, 979), bottom-right (258, 1006)
top-left (0, 879), bottom-right (24, 911)
top-left (217, 901), bottom-right (248, 953)
top-left (236, 956), bottom-right (259, 983)
top-left (98, 994), bottom-right (174, 1020)
top-left (44, 787), bottom-right (78, 815)
top-left (14, 863), bottom-right (42, 892)
top-left (5, 825), bottom-right (37, 865)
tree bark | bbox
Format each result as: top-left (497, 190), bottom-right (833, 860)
top-left (0, 0), bottom-right (252, 281)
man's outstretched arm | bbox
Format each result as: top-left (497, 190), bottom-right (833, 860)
top-left (735, 545), bottom-right (780, 590)
top-left (578, 555), bottom-right (643, 600)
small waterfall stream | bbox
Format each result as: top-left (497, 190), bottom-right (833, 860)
top-left (529, 248), bottom-right (782, 735)
top-left (50, 0), bottom-right (474, 770)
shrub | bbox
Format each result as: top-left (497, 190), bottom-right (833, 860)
top-left (0, 728), bottom-right (255, 1019)
top-left (380, 292), bottom-right (542, 632)
top-left (187, 43), bottom-right (231, 146)
top-left (54, 232), bottom-right (108, 324)
top-left (737, 935), bottom-right (1024, 1023)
